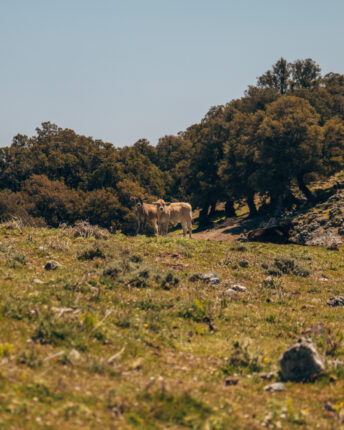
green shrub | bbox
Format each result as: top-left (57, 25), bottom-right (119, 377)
top-left (78, 244), bottom-right (105, 260)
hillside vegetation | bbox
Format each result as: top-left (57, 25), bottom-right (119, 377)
top-left (0, 222), bottom-right (343, 429)
top-left (0, 58), bottom-right (344, 231)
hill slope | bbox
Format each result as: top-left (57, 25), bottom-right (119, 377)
top-left (0, 222), bottom-right (343, 429)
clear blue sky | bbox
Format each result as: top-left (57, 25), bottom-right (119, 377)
top-left (1, 0), bottom-right (343, 147)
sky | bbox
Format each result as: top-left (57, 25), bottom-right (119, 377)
top-left (1, 0), bottom-right (344, 147)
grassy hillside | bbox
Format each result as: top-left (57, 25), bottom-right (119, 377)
top-left (0, 222), bottom-right (343, 429)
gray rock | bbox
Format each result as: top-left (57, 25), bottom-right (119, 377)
top-left (44, 260), bottom-right (62, 270)
top-left (259, 371), bottom-right (276, 380)
top-left (327, 296), bottom-right (344, 307)
top-left (202, 273), bottom-right (220, 285)
top-left (231, 284), bottom-right (247, 292)
top-left (190, 272), bottom-right (220, 285)
top-left (264, 382), bottom-right (286, 392)
top-left (280, 338), bottom-right (325, 381)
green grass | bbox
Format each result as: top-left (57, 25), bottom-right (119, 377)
top-left (0, 223), bottom-right (343, 428)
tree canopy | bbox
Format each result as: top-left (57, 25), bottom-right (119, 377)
top-left (0, 57), bottom-right (344, 229)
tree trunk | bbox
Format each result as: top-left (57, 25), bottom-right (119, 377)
top-left (209, 201), bottom-right (217, 217)
top-left (283, 190), bottom-right (300, 209)
top-left (199, 204), bottom-right (210, 227)
top-left (225, 199), bottom-right (236, 217)
top-left (269, 194), bottom-right (279, 214)
top-left (247, 192), bottom-right (257, 217)
top-left (297, 174), bottom-right (315, 202)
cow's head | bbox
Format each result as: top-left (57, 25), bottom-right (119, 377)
top-left (134, 196), bottom-right (144, 208)
top-left (154, 199), bottom-right (170, 213)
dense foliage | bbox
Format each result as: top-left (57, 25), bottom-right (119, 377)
top-left (1, 58), bottom-right (344, 229)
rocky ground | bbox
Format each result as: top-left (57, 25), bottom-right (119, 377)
top-left (192, 181), bottom-right (344, 248)
top-left (0, 220), bottom-right (343, 428)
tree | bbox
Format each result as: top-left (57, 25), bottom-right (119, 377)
top-left (219, 108), bottom-right (263, 216)
top-left (255, 96), bottom-right (322, 202)
top-left (181, 106), bottom-right (229, 225)
top-left (257, 58), bottom-right (290, 95)
top-left (290, 58), bottom-right (321, 90)
top-left (322, 118), bottom-right (344, 177)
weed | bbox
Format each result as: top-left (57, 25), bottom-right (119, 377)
top-left (178, 299), bottom-right (210, 322)
top-left (127, 390), bottom-right (212, 428)
top-left (32, 314), bottom-right (78, 346)
top-left (274, 256), bottom-right (295, 274)
top-left (0, 343), bottom-right (14, 356)
top-left (16, 349), bottom-right (43, 368)
top-left (222, 338), bottom-right (264, 374)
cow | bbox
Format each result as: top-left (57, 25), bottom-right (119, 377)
top-left (154, 199), bottom-right (192, 238)
top-left (134, 196), bottom-right (159, 235)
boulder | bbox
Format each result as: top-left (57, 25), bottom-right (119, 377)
top-left (280, 338), bottom-right (324, 381)
top-left (327, 296), bottom-right (344, 307)
top-left (44, 260), bottom-right (61, 270)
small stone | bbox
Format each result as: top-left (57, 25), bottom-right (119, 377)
top-left (44, 260), bottom-right (61, 270)
top-left (33, 279), bottom-right (44, 284)
top-left (68, 349), bottom-right (81, 362)
top-left (239, 260), bottom-right (249, 268)
top-left (189, 273), bottom-right (202, 282)
top-left (224, 377), bottom-right (239, 386)
top-left (264, 382), bottom-right (286, 392)
top-left (327, 296), bottom-right (344, 307)
top-left (131, 358), bottom-right (144, 370)
top-left (280, 338), bottom-right (325, 381)
top-left (259, 371), bottom-right (276, 380)
top-left (189, 272), bottom-right (220, 284)
top-left (202, 273), bottom-right (220, 285)
top-left (223, 288), bottom-right (237, 297)
top-left (231, 284), bottom-right (247, 292)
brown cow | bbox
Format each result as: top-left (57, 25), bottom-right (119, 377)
top-left (155, 199), bottom-right (192, 238)
top-left (134, 196), bottom-right (159, 235)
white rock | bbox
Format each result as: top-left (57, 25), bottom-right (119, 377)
top-left (264, 382), bottom-right (286, 392)
top-left (232, 284), bottom-right (247, 292)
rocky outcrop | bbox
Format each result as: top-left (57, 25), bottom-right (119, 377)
top-left (279, 338), bottom-right (325, 381)
top-left (289, 191), bottom-right (344, 246)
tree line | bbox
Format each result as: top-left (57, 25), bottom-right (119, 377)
top-left (0, 58), bottom-right (343, 231)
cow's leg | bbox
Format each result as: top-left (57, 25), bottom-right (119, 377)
top-left (187, 219), bottom-right (192, 238)
top-left (163, 222), bottom-right (169, 236)
top-left (136, 219), bottom-right (141, 235)
top-left (181, 221), bottom-right (187, 237)
top-left (153, 220), bottom-right (159, 236)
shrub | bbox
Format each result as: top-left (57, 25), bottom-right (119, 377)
top-left (78, 244), bottom-right (106, 260)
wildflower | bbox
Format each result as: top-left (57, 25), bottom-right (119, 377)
top-left (264, 357), bottom-right (270, 363)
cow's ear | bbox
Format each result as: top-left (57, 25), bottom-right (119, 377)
top-left (165, 202), bottom-right (171, 206)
